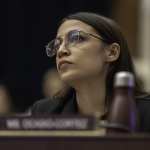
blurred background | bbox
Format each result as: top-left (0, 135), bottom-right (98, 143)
top-left (1, 0), bottom-right (150, 113)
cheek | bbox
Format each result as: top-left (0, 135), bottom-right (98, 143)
top-left (75, 50), bottom-right (106, 77)
top-left (82, 45), bottom-right (106, 67)
top-left (81, 57), bottom-right (105, 74)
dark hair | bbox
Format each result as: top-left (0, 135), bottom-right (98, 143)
top-left (54, 12), bottom-right (145, 104)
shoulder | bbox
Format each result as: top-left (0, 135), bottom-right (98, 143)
top-left (29, 97), bottom-right (66, 114)
top-left (28, 89), bottom-right (76, 115)
top-left (136, 94), bottom-right (150, 132)
top-left (137, 94), bottom-right (150, 111)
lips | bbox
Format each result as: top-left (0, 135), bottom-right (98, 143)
top-left (58, 60), bottom-right (72, 70)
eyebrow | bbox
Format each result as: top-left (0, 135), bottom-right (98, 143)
top-left (56, 29), bottom-right (106, 43)
top-left (56, 28), bottom-right (82, 38)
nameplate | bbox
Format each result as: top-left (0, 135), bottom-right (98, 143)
top-left (0, 115), bottom-right (96, 130)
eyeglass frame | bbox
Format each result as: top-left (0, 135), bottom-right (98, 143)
top-left (45, 29), bottom-right (107, 57)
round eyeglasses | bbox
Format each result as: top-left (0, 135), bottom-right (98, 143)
top-left (45, 30), bottom-right (105, 57)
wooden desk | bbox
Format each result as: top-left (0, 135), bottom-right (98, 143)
top-left (0, 130), bottom-right (150, 150)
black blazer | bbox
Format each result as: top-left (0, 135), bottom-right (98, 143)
top-left (29, 94), bottom-right (150, 133)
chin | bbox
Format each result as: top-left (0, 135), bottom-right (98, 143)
top-left (59, 70), bottom-right (84, 84)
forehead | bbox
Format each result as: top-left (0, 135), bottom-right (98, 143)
top-left (57, 19), bottom-right (98, 36)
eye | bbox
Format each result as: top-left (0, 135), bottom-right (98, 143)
top-left (54, 38), bottom-right (62, 50)
top-left (68, 31), bottom-right (79, 43)
top-left (68, 30), bottom-right (86, 44)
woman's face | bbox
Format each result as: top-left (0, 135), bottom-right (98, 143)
top-left (56, 19), bottom-right (108, 84)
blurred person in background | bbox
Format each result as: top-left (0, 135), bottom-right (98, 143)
top-left (0, 82), bottom-right (13, 114)
top-left (29, 12), bottom-right (150, 132)
top-left (42, 68), bottom-right (68, 99)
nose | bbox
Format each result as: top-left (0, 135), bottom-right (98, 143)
top-left (56, 43), bottom-right (70, 58)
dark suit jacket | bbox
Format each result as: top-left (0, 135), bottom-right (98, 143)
top-left (29, 94), bottom-right (150, 132)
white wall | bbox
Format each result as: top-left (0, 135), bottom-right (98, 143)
top-left (135, 0), bottom-right (150, 92)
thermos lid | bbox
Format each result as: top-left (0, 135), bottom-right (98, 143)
top-left (114, 71), bottom-right (134, 87)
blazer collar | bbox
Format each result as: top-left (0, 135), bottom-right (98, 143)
top-left (61, 94), bottom-right (78, 114)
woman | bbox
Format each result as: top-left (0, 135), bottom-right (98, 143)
top-left (30, 12), bottom-right (150, 132)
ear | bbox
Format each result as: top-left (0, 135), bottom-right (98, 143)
top-left (105, 43), bottom-right (120, 62)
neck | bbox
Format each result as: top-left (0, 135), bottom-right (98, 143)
top-left (73, 77), bottom-right (106, 118)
